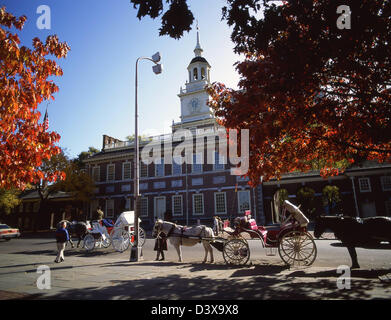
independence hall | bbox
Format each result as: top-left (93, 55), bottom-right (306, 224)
top-left (83, 32), bottom-right (265, 230)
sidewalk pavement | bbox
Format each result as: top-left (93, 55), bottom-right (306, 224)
top-left (0, 245), bottom-right (390, 300)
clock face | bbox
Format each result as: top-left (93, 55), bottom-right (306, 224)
top-left (189, 98), bottom-right (200, 114)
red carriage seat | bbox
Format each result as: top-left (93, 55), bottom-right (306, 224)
top-left (244, 210), bottom-right (258, 231)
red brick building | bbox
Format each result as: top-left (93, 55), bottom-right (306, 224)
top-left (262, 161), bottom-right (391, 223)
top-left (83, 31), bottom-right (265, 230)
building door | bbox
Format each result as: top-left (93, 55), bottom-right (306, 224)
top-left (154, 197), bottom-right (166, 220)
top-left (361, 201), bottom-right (376, 218)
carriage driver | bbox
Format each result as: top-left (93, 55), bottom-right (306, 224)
top-left (93, 206), bottom-right (104, 222)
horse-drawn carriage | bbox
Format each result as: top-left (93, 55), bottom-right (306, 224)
top-left (82, 211), bottom-right (146, 252)
top-left (153, 200), bottom-right (317, 267)
top-left (220, 200), bottom-right (317, 266)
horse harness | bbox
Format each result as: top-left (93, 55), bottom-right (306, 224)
top-left (163, 223), bottom-right (206, 244)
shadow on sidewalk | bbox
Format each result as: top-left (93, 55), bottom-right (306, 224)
top-left (10, 248), bottom-right (119, 258)
top-left (287, 267), bottom-right (391, 280)
top-left (24, 270), bottom-right (385, 300)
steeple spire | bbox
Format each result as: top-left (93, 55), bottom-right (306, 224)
top-left (194, 21), bottom-right (203, 57)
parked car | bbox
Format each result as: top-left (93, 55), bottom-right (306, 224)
top-left (0, 224), bottom-right (21, 241)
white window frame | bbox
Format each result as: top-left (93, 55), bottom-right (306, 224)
top-left (155, 158), bottom-right (164, 177)
top-left (171, 180), bottom-right (183, 188)
top-left (154, 196), bottom-right (166, 219)
top-left (172, 156), bottom-right (182, 176)
top-left (92, 166), bottom-right (100, 182)
top-left (153, 181), bottom-right (166, 189)
top-left (380, 176), bottom-right (391, 191)
top-left (140, 182), bottom-right (148, 190)
top-left (122, 162), bottom-right (131, 180)
top-left (105, 199), bottom-right (115, 218)
top-left (140, 197), bottom-right (148, 217)
top-left (125, 198), bottom-right (131, 210)
top-left (172, 195), bottom-right (183, 216)
top-left (140, 161), bottom-right (148, 178)
top-left (192, 193), bottom-right (204, 216)
top-left (237, 190), bottom-right (251, 214)
top-left (213, 151), bottom-right (225, 171)
top-left (107, 164), bottom-right (115, 182)
top-left (214, 192), bottom-right (227, 215)
top-left (192, 153), bottom-right (203, 173)
top-left (359, 177), bottom-right (371, 193)
top-left (192, 178), bottom-right (203, 186)
top-left (121, 184), bottom-right (131, 192)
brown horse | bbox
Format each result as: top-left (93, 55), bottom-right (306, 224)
top-left (314, 215), bottom-right (391, 268)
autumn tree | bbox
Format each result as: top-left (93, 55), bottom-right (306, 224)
top-left (0, 7), bottom-right (70, 190)
top-left (130, 0), bottom-right (194, 39)
top-left (131, 0), bottom-right (391, 186)
top-left (207, 0), bottom-right (391, 186)
top-left (34, 151), bottom-right (95, 212)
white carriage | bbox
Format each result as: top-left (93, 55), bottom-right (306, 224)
top-left (83, 211), bottom-right (146, 252)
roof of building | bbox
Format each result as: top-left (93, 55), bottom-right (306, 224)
top-left (189, 56), bottom-right (209, 65)
top-left (263, 160), bottom-right (391, 183)
top-left (19, 189), bottom-right (76, 201)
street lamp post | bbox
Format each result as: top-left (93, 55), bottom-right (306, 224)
top-left (130, 52), bottom-right (162, 262)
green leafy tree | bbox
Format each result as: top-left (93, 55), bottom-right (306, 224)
top-left (273, 188), bottom-right (289, 222)
top-left (322, 185), bottom-right (341, 215)
top-left (130, 0), bottom-right (194, 39)
top-left (0, 189), bottom-right (21, 215)
top-left (74, 147), bottom-right (99, 169)
top-left (126, 134), bottom-right (152, 143)
top-left (31, 151), bottom-right (95, 229)
top-left (296, 186), bottom-right (316, 219)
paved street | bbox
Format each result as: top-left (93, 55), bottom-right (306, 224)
top-left (0, 234), bottom-right (390, 300)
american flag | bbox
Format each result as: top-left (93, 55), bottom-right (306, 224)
top-left (43, 108), bottom-right (49, 131)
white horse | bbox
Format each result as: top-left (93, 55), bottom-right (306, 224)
top-left (152, 220), bottom-right (215, 263)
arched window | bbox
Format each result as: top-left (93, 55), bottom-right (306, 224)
top-left (201, 68), bottom-right (206, 79)
top-left (193, 68), bottom-right (198, 80)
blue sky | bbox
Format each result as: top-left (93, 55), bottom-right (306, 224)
top-left (2, 0), bottom-right (242, 158)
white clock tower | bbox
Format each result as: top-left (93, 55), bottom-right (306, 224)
top-left (175, 26), bottom-right (215, 131)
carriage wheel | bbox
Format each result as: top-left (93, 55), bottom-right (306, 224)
top-left (101, 233), bottom-right (111, 248)
top-left (129, 227), bottom-right (146, 247)
top-left (227, 234), bottom-right (248, 244)
top-left (83, 234), bottom-right (96, 252)
top-left (111, 229), bottom-right (131, 252)
top-left (138, 227), bottom-right (146, 247)
top-left (223, 239), bottom-right (250, 265)
top-left (278, 231), bottom-right (317, 267)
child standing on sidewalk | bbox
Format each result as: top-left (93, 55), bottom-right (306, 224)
top-left (154, 231), bottom-right (167, 261)
top-left (55, 221), bottom-right (69, 263)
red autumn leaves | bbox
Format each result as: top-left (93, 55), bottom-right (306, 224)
top-left (207, 0), bottom-right (391, 187)
top-left (0, 7), bottom-right (70, 190)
